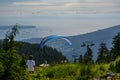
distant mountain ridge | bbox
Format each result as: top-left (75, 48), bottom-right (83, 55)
top-left (22, 25), bottom-right (120, 61)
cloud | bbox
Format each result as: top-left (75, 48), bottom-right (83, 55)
top-left (0, 0), bottom-right (120, 16)
top-left (12, 1), bottom-right (51, 6)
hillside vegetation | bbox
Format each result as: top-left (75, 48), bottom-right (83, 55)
top-left (30, 59), bottom-right (120, 80)
top-left (17, 42), bottom-right (67, 65)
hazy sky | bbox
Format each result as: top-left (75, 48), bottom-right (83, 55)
top-left (0, 0), bottom-right (120, 36)
top-left (0, 0), bottom-right (120, 15)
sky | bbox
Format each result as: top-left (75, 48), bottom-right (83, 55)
top-left (0, 0), bottom-right (120, 37)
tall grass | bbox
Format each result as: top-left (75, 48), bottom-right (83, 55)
top-left (31, 63), bottom-right (110, 80)
top-left (29, 57), bottom-right (120, 80)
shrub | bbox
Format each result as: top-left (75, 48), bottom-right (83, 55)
top-left (109, 57), bottom-right (120, 72)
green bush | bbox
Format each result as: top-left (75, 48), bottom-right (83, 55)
top-left (109, 57), bottom-right (120, 72)
top-left (0, 50), bottom-right (30, 80)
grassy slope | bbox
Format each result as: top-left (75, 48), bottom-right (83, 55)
top-left (24, 57), bottom-right (120, 80)
top-left (29, 63), bottom-right (109, 80)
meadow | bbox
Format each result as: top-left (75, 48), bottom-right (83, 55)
top-left (29, 58), bottom-right (120, 80)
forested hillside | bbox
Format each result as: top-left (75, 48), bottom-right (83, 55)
top-left (0, 41), bottom-right (67, 65)
top-left (17, 42), bottom-right (67, 65)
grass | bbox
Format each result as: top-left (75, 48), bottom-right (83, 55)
top-left (29, 63), bottom-right (110, 80)
top-left (27, 57), bottom-right (120, 80)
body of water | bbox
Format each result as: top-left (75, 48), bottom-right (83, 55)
top-left (0, 14), bottom-right (120, 40)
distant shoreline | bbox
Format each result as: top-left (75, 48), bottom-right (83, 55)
top-left (0, 25), bottom-right (36, 30)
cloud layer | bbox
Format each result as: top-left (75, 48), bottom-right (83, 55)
top-left (0, 0), bottom-right (120, 16)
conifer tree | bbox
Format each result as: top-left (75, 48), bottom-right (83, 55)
top-left (79, 54), bottom-right (83, 63)
top-left (110, 32), bottom-right (120, 61)
top-left (83, 45), bottom-right (93, 63)
top-left (81, 41), bottom-right (94, 64)
top-left (3, 24), bottom-right (19, 51)
top-left (0, 24), bottom-right (29, 80)
top-left (96, 42), bottom-right (109, 63)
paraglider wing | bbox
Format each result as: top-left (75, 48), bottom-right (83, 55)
top-left (61, 37), bottom-right (72, 45)
top-left (40, 35), bottom-right (72, 48)
top-left (40, 35), bottom-right (58, 48)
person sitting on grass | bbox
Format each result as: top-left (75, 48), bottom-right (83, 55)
top-left (26, 55), bottom-right (35, 73)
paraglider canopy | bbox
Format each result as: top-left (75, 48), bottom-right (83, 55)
top-left (40, 35), bottom-right (72, 48)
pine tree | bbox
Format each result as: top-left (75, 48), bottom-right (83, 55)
top-left (96, 42), bottom-right (109, 63)
top-left (3, 24), bottom-right (19, 51)
top-left (83, 45), bottom-right (93, 64)
top-left (0, 24), bottom-right (29, 80)
top-left (79, 54), bottom-right (83, 63)
top-left (110, 32), bottom-right (120, 61)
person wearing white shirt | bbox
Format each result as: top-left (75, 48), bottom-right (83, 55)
top-left (26, 55), bottom-right (35, 73)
